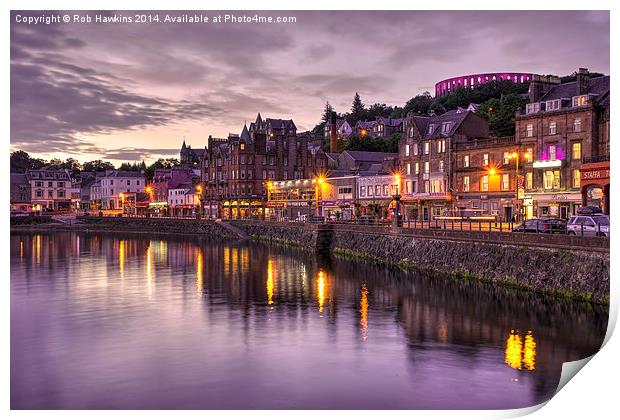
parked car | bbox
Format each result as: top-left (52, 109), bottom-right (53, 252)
top-left (566, 214), bottom-right (610, 237)
top-left (512, 218), bottom-right (567, 234)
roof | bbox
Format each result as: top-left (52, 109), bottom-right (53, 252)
top-left (342, 150), bottom-right (398, 161)
top-left (409, 109), bottom-right (471, 139)
top-left (539, 75), bottom-right (610, 102)
top-left (104, 170), bottom-right (145, 178)
top-left (10, 173), bottom-right (28, 184)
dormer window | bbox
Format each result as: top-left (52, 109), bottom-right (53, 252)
top-left (525, 103), bottom-right (540, 114)
top-left (572, 95), bottom-right (588, 107)
top-left (427, 124), bottom-right (435, 135)
top-left (545, 99), bottom-right (561, 112)
top-left (441, 122), bottom-right (452, 135)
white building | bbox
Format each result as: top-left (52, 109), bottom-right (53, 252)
top-left (100, 170), bottom-right (146, 210)
top-left (168, 183), bottom-right (200, 216)
top-left (25, 168), bottom-right (72, 211)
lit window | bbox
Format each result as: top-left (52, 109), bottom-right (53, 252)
top-left (526, 172), bottom-right (533, 189)
top-left (549, 121), bottom-right (557, 135)
top-left (439, 160), bottom-right (444, 172)
top-left (572, 95), bottom-right (588, 107)
top-left (544, 170), bottom-right (560, 190)
top-left (502, 174), bottom-right (509, 191)
top-left (463, 176), bottom-right (470, 192)
top-left (415, 162), bottom-right (419, 175)
top-left (481, 175), bottom-right (489, 192)
top-left (526, 124), bottom-right (534, 137)
top-left (549, 145), bottom-right (557, 161)
top-left (406, 163), bottom-right (411, 175)
top-left (424, 162), bottom-right (430, 173)
top-left (573, 170), bottom-right (581, 188)
top-left (424, 142), bottom-right (430, 154)
top-left (413, 143), bottom-right (418, 155)
top-left (573, 118), bottom-right (582, 132)
top-left (503, 152), bottom-right (510, 164)
top-left (463, 155), bottom-right (470, 167)
top-left (483, 153), bottom-right (489, 166)
top-left (526, 147), bottom-right (533, 163)
top-left (405, 144), bottom-right (410, 156)
top-left (526, 103), bottom-right (540, 114)
top-left (427, 125), bottom-right (434, 135)
top-left (572, 142), bottom-right (581, 160)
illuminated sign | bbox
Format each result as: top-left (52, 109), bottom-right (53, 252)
top-left (532, 160), bottom-right (562, 168)
top-left (581, 169), bottom-right (610, 180)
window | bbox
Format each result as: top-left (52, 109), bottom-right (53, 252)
top-left (441, 122), bottom-right (452, 135)
top-left (415, 162), bottom-right (419, 175)
top-left (136, 180), bottom-right (140, 186)
top-left (573, 118), bottom-right (582, 132)
top-left (35, 181), bottom-right (43, 187)
top-left (572, 142), bottom-right (581, 160)
top-left (549, 144), bottom-right (557, 161)
top-left (424, 162), bottom-right (430, 173)
top-left (436, 139), bottom-right (446, 153)
top-left (424, 180), bottom-right (430, 193)
top-left (526, 147), bottom-right (533, 163)
top-left (503, 152), bottom-right (510, 164)
top-left (383, 185), bottom-right (389, 195)
top-left (36, 190), bottom-right (43, 198)
top-left (545, 99), bottom-right (561, 111)
top-left (240, 143), bottom-right (245, 151)
top-left (463, 176), bottom-right (470, 192)
top-left (48, 181), bottom-right (53, 187)
top-left (439, 160), bottom-right (444, 172)
top-left (526, 172), bottom-right (533, 189)
top-left (375, 185), bottom-right (381, 196)
top-left (58, 181), bottom-right (65, 188)
top-left (463, 155), bottom-right (470, 167)
top-left (413, 143), bottom-right (418, 155)
top-left (405, 144), bottom-right (410, 156)
top-left (573, 169), bottom-right (581, 188)
top-left (502, 174), bottom-right (509, 191)
top-left (544, 170), bottom-right (560, 189)
top-left (483, 153), bottom-right (489, 166)
top-left (572, 95), bottom-right (588, 107)
top-left (526, 103), bottom-right (540, 114)
top-left (126, 180), bottom-right (130, 186)
top-left (481, 175), bottom-right (489, 192)
top-left (110, 180), bottom-right (114, 185)
top-left (406, 163), bottom-right (411, 175)
top-left (360, 186), bottom-right (366, 197)
top-left (427, 124), bottom-right (435, 135)
top-left (526, 124), bottom-right (534, 137)
top-left (549, 121), bottom-right (557, 135)
top-left (48, 190), bottom-right (54, 198)
top-left (424, 142), bottom-right (430, 154)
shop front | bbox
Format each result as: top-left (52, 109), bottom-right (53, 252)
top-left (530, 193), bottom-right (582, 219)
top-left (580, 160), bottom-right (610, 215)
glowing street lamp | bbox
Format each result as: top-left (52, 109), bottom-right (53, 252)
top-left (314, 174), bottom-right (326, 218)
top-left (488, 167), bottom-right (497, 176)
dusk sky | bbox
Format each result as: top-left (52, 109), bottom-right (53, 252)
top-left (10, 10), bottom-right (609, 165)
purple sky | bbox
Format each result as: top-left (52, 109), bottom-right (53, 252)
top-left (10, 10), bottom-right (609, 165)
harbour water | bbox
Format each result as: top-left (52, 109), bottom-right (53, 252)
top-left (10, 232), bottom-right (608, 409)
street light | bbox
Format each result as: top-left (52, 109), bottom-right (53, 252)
top-left (314, 175), bottom-right (326, 219)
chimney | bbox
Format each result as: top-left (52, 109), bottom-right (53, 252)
top-left (576, 68), bottom-right (590, 95)
top-left (528, 74), bottom-right (561, 102)
top-left (329, 112), bottom-right (338, 153)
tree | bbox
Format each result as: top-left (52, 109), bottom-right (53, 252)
top-left (82, 160), bottom-right (115, 173)
top-left (10, 150), bottom-right (47, 172)
top-left (476, 94), bottom-right (528, 136)
top-left (321, 101), bottom-right (334, 123)
top-left (144, 158), bottom-right (180, 180)
top-left (350, 92), bottom-right (366, 123)
top-left (403, 92), bottom-right (433, 115)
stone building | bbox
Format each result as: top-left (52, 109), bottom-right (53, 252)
top-left (452, 136), bottom-right (519, 221)
top-left (398, 108), bottom-right (490, 220)
top-left (10, 173), bottom-right (31, 213)
top-left (200, 113), bottom-right (328, 219)
top-left (515, 68), bottom-right (610, 218)
top-left (324, 118), bottom-right (353, 139)
top-left (354, 117), bottom-right (404, 138)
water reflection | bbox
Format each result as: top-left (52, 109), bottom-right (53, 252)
top-left (360, 283), bottom-right (369, 341)
top-left (10, 232), bottom-right (607, 409)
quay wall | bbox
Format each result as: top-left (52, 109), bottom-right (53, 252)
top-left (12, 217), bottom-right (609, 304)
top-left (230, 221), bottom-right (610, 304)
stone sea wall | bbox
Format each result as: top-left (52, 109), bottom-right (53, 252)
top-left (230, 222), bottom-right (610, 304)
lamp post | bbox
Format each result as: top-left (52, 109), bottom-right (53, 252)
top-left (509, 151), bottom-right (531, 222)
top-left (195, 184), bottom-right (203, 219)
top-left (315, 176), bottom-right (325, 219)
